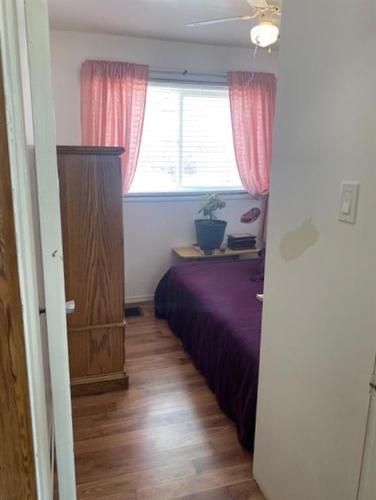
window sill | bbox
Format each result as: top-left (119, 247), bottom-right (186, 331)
top-left (123, 190), bottom-right (252, 203)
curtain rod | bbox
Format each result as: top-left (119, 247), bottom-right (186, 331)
top-left (149, 68), bottom-right (228, 85)
top-left (149, 68), bottom-right (227, 79)
top-left (148, 68), bottom-right (274, 84)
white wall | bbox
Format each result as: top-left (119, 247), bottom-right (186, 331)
top-left (50, 29), bottom-right (276, 301)
top-left (254, 1), bottom-right (376, 500)
top-left (124, 194), bottom-right (260, 302)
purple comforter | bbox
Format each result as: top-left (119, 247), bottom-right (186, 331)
top-left (155, 259), bottom-right (263, 450)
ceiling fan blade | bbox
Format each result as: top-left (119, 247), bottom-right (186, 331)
top-left (186, 15), bottom-right (256, 28)
top-left (248, 0), bottom-right (269, 8)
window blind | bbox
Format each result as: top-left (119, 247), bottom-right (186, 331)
top-left (130, 81), bottom-right (242, 193)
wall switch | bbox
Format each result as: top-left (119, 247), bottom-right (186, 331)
top-left (338, 182), bottom-right (360, 224)
top-left (341, 199), bottom-right (351, 215)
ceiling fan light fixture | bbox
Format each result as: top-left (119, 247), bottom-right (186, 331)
top-left (250, 20), bottom-right (279, 47)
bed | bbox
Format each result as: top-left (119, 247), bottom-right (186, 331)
top-left (155, 258), bottom-right (264, 450)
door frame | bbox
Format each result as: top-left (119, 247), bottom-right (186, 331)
top-left (0, 2), bottom-right (51, 498)
top-left (0, 0), bottom-right (77, 498)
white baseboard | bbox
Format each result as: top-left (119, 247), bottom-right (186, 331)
top-left (125, 294), bottom-right (154, 304)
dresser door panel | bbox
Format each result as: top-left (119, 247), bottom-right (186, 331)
top-left (58, 154), bottom-right (124, 329)
top-left (68, 327), bottom-right (125, 378)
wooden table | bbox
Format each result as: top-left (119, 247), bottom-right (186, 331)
top-left (173, 245), bottom-right (259, 261)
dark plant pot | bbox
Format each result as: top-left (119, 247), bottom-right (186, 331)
top-left (195, 219), bottom-right (227, 255)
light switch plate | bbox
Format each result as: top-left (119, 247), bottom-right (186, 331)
top-left (338, 181), bottom-right (360, 224)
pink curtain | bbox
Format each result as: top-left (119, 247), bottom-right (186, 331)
top-left (228, 71), bottom-right (277, 241)
top-left (81, 60), bottom-right (149, 193)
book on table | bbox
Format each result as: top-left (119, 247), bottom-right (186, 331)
top-left (227, 233), bottom-right (257, 250)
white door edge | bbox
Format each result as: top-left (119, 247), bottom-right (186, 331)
top-left (23, 0), bottom-right (76, 498)
top-left (357, 355), bottom-right (376, 500)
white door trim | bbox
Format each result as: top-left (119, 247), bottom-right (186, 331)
top-left (0, 0), bottom-right (79, 498)
top-left (22, 0), bottom-right (77, 498)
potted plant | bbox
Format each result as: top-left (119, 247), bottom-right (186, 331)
top-left (195, 193), bottom-right (227, 255)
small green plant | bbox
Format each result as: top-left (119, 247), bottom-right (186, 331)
top-left (198, 193), bottom-right (226, 221)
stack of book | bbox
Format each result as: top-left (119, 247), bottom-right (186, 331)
top-left (227, 233), bottom-right (257, 250)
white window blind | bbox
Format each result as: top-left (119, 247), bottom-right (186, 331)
top-left (130, 81), bottom-right (242, 193)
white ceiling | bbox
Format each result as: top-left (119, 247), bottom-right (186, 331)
top-left (48, 0), bottom-right (278, 48)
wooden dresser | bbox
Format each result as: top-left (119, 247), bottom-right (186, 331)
top-left (57, 146), bottom-right (128, 396)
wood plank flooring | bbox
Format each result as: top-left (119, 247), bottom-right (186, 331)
top-left (72, 303), bottom-right (265, 499)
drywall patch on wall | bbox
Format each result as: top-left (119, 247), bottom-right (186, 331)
top-left (280, 219), bottom-right (319, 262)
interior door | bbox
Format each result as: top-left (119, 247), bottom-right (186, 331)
top-left (0, 51), bottom-right (37, 500)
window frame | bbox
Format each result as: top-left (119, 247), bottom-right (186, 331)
top-left (126, 74), bottom-right (245, 198)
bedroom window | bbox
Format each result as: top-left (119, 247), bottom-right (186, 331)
top-left (129, 81), bottom-right (243, 194)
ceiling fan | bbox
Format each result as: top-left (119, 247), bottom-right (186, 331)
top-left (186, 0), bottom-right (281, 49)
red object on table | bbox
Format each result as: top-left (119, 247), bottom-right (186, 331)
top-left (241, 207), bottom-right (261, 224)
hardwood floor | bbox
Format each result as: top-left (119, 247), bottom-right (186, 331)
top-left (72, 302), bottom-right (265, 499)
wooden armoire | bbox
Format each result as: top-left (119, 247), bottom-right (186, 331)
top-left (57, 146), bottom-right (128, 396)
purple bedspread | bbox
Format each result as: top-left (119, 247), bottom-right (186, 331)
top-left (155, 259), bottom-right (263, 450)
